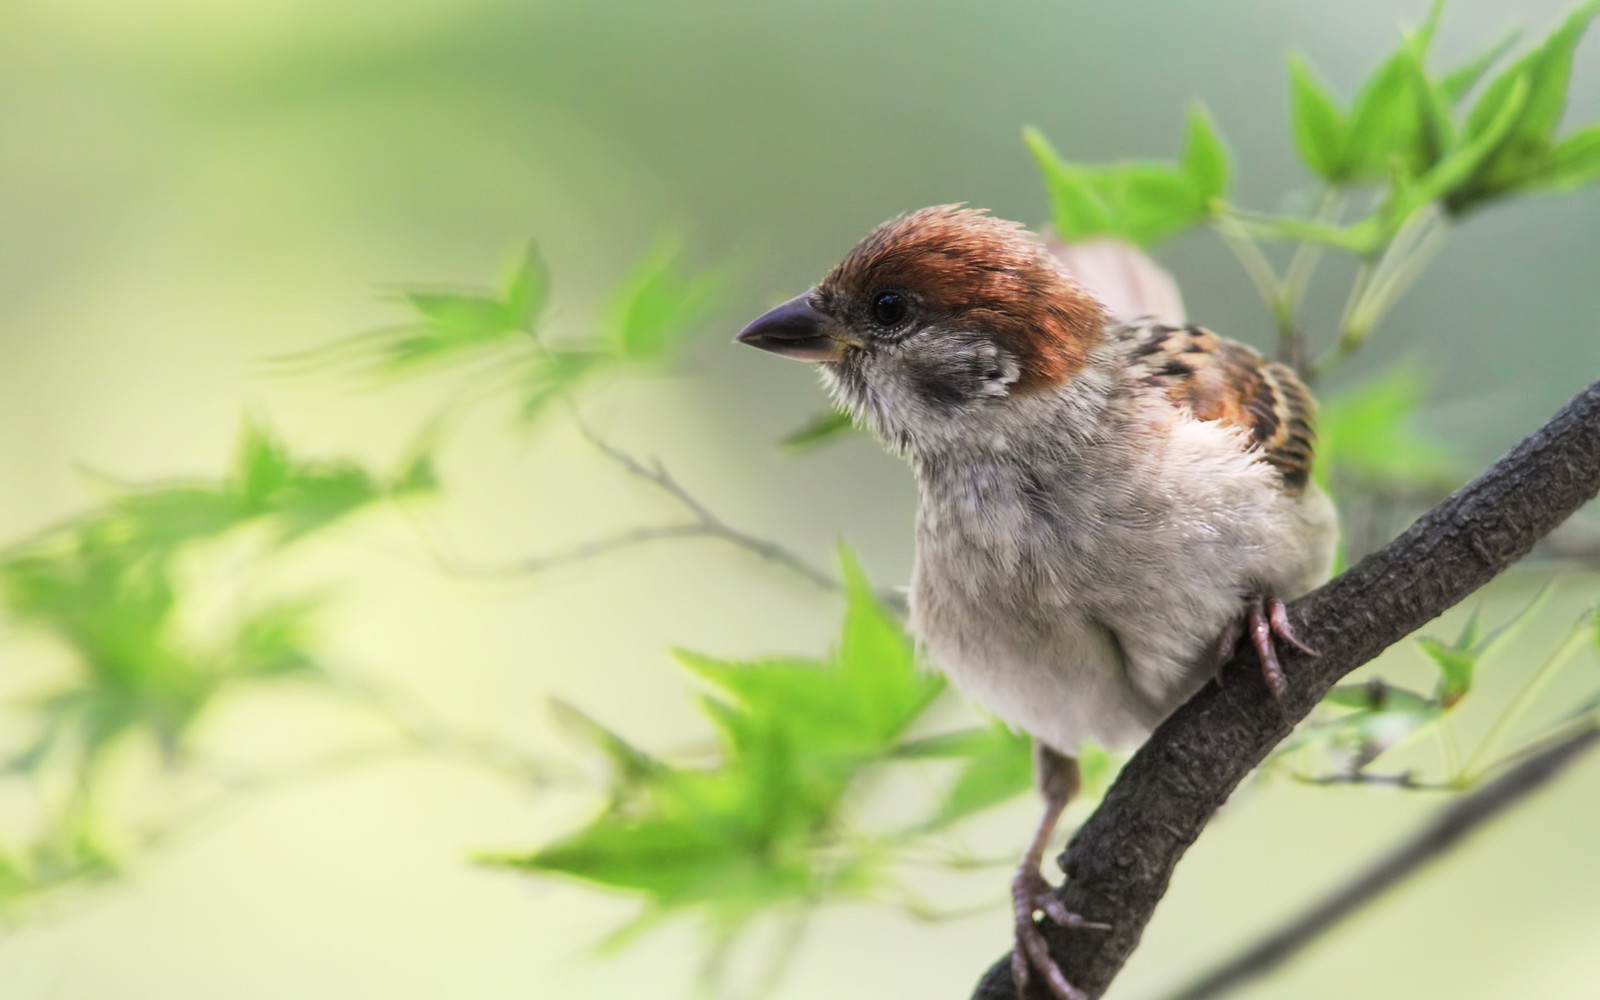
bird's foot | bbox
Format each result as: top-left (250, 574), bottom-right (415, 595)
top-left (1011, 865), bottom-right (1110, 1000)
top-left (1213, 593), bottom-right (1318, 702)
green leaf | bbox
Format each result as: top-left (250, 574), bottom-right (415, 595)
top-left (227, 598), bottom-right (323, 677)
top-left (1024, 128), bottom-right (1115, 240)
top-left (1418, 636), bottom-right (1476, 707)
top-left (489, 547), bottom-right (939, 936)
top-left (1340, 4), bottom-right (1445, 180)
top-left (1315, 367), bottom-right (1462, 492)
top-left (1400, 75), bottom-right (1528, 211)
top-left (781, 408), bottom-right (856, 451)
top-left (1439, 27), bottom-right (1524, 103)
top-left (1456, 0), bottom-right (1600, 202)
top-left (549, 699), bottom-right (666, 787)
top-left (514, 349), bottom-right (607, 421)
top-left (234, 416), bottom-right (292, 508)
top-left (268, 464), bottom-right (381, 541)
top-left (1287, 52), bottom-right (1349, 181)
top-left (1519, 124), bottom-right (1600, 190)
top-left (1306, 681), bottom-right (1441, 769)
top-left (921, 722), bottom-right (1033, 832)
top-left (837, 546), bottom-right (940, 738)
top-left (501, 242), bottom-right (550, 330)
top-left (1402, 31), bottom-right (1457, 168)
top-left (607, 243), bottom-right (727, 362)
top-left (1024, 124), bottom-right (1216, 247)
top-left (1180, 103), bottom-right (1230, 204)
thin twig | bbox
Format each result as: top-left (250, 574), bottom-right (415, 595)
top-left (1288, 770), bottom-right (1455, 791)
top-left (324, 666), bottom-right (578, 787)
top-left (1155, 724), bottom-right (1599, 1000)
top-left (447, 415), bottom-right (838, 592)
top-left (572, 418), bottom-right (839, 591)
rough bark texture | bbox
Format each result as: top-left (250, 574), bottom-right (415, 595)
top-left (972, 379), bottom-right (1600, 1000)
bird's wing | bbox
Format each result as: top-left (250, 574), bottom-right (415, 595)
top-left (1118, 321), bottom-right (1317, 495)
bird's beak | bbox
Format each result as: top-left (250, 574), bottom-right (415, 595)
top-left (735, 294), bottom-right (851, 362)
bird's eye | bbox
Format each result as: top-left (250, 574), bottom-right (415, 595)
top-left (871, 290), bottom-right (909, 328)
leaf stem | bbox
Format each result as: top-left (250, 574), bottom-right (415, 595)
top-left (1213, 213), bottom-right (1285, 317)
top-left (1462, 619), bottom-right (1591, 782)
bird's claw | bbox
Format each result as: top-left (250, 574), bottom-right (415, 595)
top-left (1011, 867), bottom-right (1110, 1000)
top-left (1214, 594), bottom-right (1318, 707)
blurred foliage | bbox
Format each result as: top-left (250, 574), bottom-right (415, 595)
top-left (1025, 104), bottom-right (1230, 247)
top-left (1277, 588), bottom-right (1600, 787)
top-left (483, 550), bottom-right (1110, 961)
top-left (1315, 366), bottom-right (1464, 495)
top-left (0, 814), bottom-right (116, 920)
top-left (275, 240), bottom-right (727, 422)
top-left (3, 4), bottom-right (1600, 998)
top-left (0, 417), bottom-right (433, 910)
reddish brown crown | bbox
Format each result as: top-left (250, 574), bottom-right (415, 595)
top-left (818, 205), bottom-right (1107, 388)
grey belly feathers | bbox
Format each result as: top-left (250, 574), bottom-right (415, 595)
top-left (906, 382), bottom-right (1338, 754)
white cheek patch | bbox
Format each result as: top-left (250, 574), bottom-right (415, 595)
top-left (974, 342), bottom-right (1021, 396)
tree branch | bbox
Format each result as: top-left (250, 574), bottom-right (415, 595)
top-left (972, 378), bottom-right (1600, 999)
top-left (1157, 724), bottom-right (1599, 1000)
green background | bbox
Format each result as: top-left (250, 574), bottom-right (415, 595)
top-left (2, 1), bottom-right (1597, 998)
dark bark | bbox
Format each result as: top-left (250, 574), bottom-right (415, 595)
top-left (972, 379), bottom-right (1600, 1000)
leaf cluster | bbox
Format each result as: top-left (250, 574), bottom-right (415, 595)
top-left (1, 418), bottom-right (430, 775)
top-left (1282, 587), bottom-right (1600, 785)
top-left (484, 551), bottom-right (1090, 947)
top-left (1266, 0), bottom-right (1600, 254)
top-left (275, 241), bottom-right (728, 422)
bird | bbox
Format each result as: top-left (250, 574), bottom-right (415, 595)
top-left (735, 205), bottom-right (1338, 1000)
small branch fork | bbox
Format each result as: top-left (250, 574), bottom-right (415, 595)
top-left (972, 378), bottom-right (1600, 1000)
top-left (449, 417), bottom-right (838, 592)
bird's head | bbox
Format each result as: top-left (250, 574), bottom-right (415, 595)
top-left (736, 205), bottom-right (1107, 455)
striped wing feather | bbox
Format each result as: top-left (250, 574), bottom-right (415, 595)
top-left (1122, 322), bottom-right (1316, 495)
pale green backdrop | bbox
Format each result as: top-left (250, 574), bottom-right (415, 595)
top-left (1, 1), bottom-right (1597, 998)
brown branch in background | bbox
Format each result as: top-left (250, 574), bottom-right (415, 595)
top-left (1158, 724), bottom-right (1600, 1000)
top-left (972, 378), bottom-right (1600, 1000)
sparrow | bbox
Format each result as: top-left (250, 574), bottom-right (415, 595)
top-left (736, 205), bottom-right (1337, 1000)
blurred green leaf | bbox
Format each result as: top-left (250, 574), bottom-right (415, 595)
top-left (501, 242), bottom-right (550, 330)
top-left (486, 549), bottom-right (935, 935)
top-left (1287, 52), bottom-right (1349, 181)
top-left (1180, 103), bottom-right (1231, 203)
top-left (1316, 367), bottom-right (1462, 493)
top-left (228, 598), bottom-right (324, 678)
top-left (1418, 634), bottom-right (1476, 707)
top-left (1305, 681), bottom-right (1441, 770)
top-left (1024, 128), bottom-right (1115, 237)
top-left (781, 408), bottom-right (856, 451)
top-left (1339, 4), bottom-right (1444, 181)
top-left (1024, 114), bottom-right (1227, 247)
top-left (607, 243), bottom-right (727, 363)
top-left (1452, 0), bottom-right (1600, 208)
top-left (1518, 124), bottom-right (1600, 190)
top-left (549, 699), bottom-right (666, 788)
top-left (918, 722), bottom-right (1032, 833)
top-left (514, 349), bottom-right (607, 421)
top-left (1439, 27), bottom-right (1524, 103)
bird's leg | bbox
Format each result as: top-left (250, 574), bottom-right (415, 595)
top-left (1215, 593), bottom-right (1318, 701)
top-left (1011, 744), bottom-right (1110, 1000)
